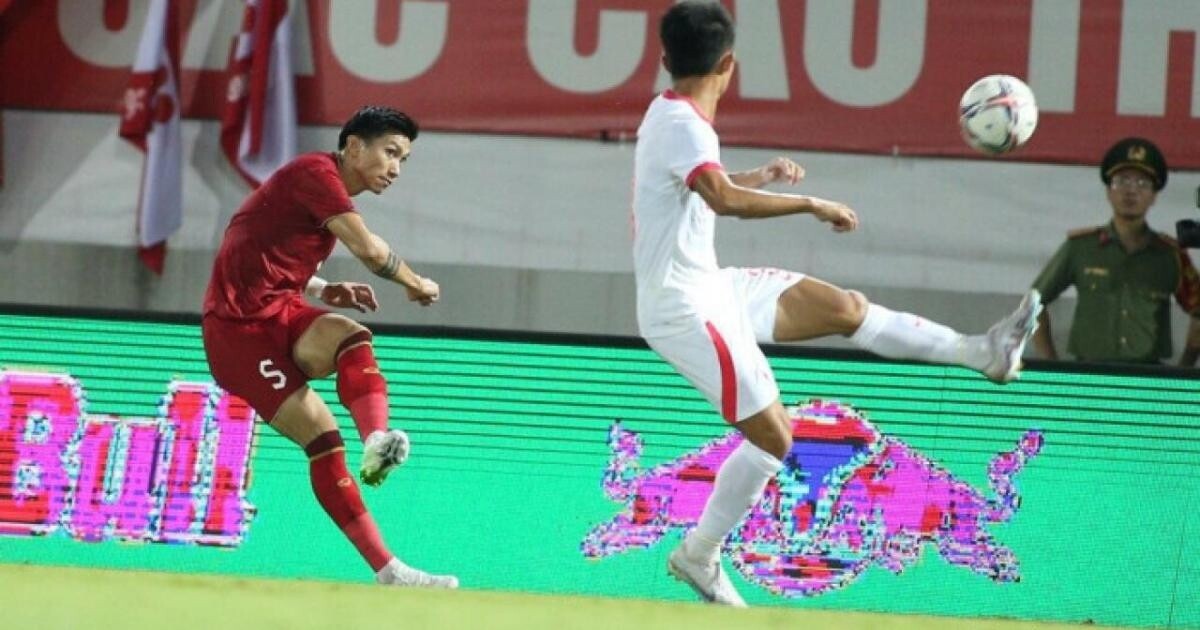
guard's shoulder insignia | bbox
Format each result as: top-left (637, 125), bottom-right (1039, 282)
top-left (1153, 231), bottom-right (1180, 248)
top-left (1067, 225), bottom-right (1104, 239)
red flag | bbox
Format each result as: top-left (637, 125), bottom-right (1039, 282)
top-left (118, 0), bottom-right (182, 275)
top-left (221, 0), bottom-right (296, 188)
top-left (1, 1), bottom-right (10, 187)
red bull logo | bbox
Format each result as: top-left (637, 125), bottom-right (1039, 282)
top-left (582, 400), bottom-right (1043, 596)
top-left (0, 370), bottom-right (257, 546)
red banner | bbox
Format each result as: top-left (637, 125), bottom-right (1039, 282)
top-left (2, 0), bottom-right (1198, 168)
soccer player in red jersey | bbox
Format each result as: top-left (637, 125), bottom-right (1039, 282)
top-left (202, 106), bottom-right (457, 588)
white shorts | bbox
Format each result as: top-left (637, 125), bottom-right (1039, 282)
top-left (644, 267), bottom-right (805, 423)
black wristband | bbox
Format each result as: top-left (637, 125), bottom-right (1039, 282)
top-left (372, 251), bottom-right (400, 280)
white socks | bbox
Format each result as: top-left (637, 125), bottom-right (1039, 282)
top-left (848, 303), bottom-right (990, 372)
top-left (687, 441), bottom-right (783, 562)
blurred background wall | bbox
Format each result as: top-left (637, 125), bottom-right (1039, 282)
top-left (2, 0), bottom-right (1199, 356)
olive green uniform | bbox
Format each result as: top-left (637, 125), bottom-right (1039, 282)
top-left (1032, 222), bottom-right (1200, 363)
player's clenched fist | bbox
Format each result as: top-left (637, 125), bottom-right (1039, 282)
top-left (407, 276), bottom-right (440, 306)
top-left (761, 157), bottom-right (805, 186)
top-left (811, 199), bottom-right (858, 232)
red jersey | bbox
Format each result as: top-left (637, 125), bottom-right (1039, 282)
top-left (204, 152), bottom-right (355, 320)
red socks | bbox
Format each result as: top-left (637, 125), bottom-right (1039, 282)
top-left (335, 331), bottom-right (389, 441)
top-left (306, 331), bottom-right (393, 571)
top-left (305, 431), bottom-right (392, 572)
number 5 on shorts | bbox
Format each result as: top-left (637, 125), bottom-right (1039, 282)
top-left (259, 359), bottom-right (287, 390)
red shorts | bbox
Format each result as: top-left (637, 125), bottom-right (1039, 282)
top-left (202, 295), bottom-right (329, 421)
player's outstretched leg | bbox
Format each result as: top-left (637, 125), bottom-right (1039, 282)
top-left (271, 386), bottom-right (457, 588)
top-left (332, 329), bottom-right (410, 486)
top-left (775, 278), bottom-right (1041, 384)
top-left (667, 405), bottom-right (789, 607)
top-left (847, 289), bottom-right (1042, 384)
top-left (305, 429), bottom-right (457, 588)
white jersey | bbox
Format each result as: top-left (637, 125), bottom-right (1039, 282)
top-left (632, 91), bottom-right (725, 338)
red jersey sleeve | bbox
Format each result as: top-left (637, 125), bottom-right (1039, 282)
top-left (292, 155), bottom-right (355, 224)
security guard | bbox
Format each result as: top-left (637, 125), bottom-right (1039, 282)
top-left (1031, 137), bottom-right (1200, 366)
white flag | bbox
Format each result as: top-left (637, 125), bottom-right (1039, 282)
top-left (119, 0), bottom-right (182, 274)
top-left (222, 0), bottom-right (296, 188)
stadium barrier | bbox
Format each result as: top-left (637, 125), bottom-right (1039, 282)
top-left (0, 307), bottom-right (1196, 629)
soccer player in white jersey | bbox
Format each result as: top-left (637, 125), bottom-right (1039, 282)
top-left (635, 1), bottom-right (1041, 607)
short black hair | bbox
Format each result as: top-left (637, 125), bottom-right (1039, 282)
top-left (660, 1), bottom-right (735, 79)
top-left (338, 106), bottom-right (419, 149)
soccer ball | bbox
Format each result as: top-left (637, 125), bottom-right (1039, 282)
top-left (958, 74), bottom-right (1039, 155)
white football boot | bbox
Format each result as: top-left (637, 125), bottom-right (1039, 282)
top-left (359, 429), bottom-right (410, 487)
top-left (667, 542), bottom-right (747, 607)
top-left (982, 289), bottom-right (1043, 384)
top-left (375, 558), bottom-right (459, 589)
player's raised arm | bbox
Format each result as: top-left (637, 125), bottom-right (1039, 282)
top-left (690, 168), bottom-right (859, 232)
top-left (325, 213), bottom-right (439, 306)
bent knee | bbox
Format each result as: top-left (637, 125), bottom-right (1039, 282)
top-left (294, 317), bottom-right (368, 378)
top-left (751, 420), bottom-right (793, 461)
top-left (831, 289), bottom-right (869, 332)
top-left (761, 432), bottom-right (792, 461)
top-left (326, 317), bottom-right (369, 342)
top-left (334, 322), bottom-right (371, 352)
